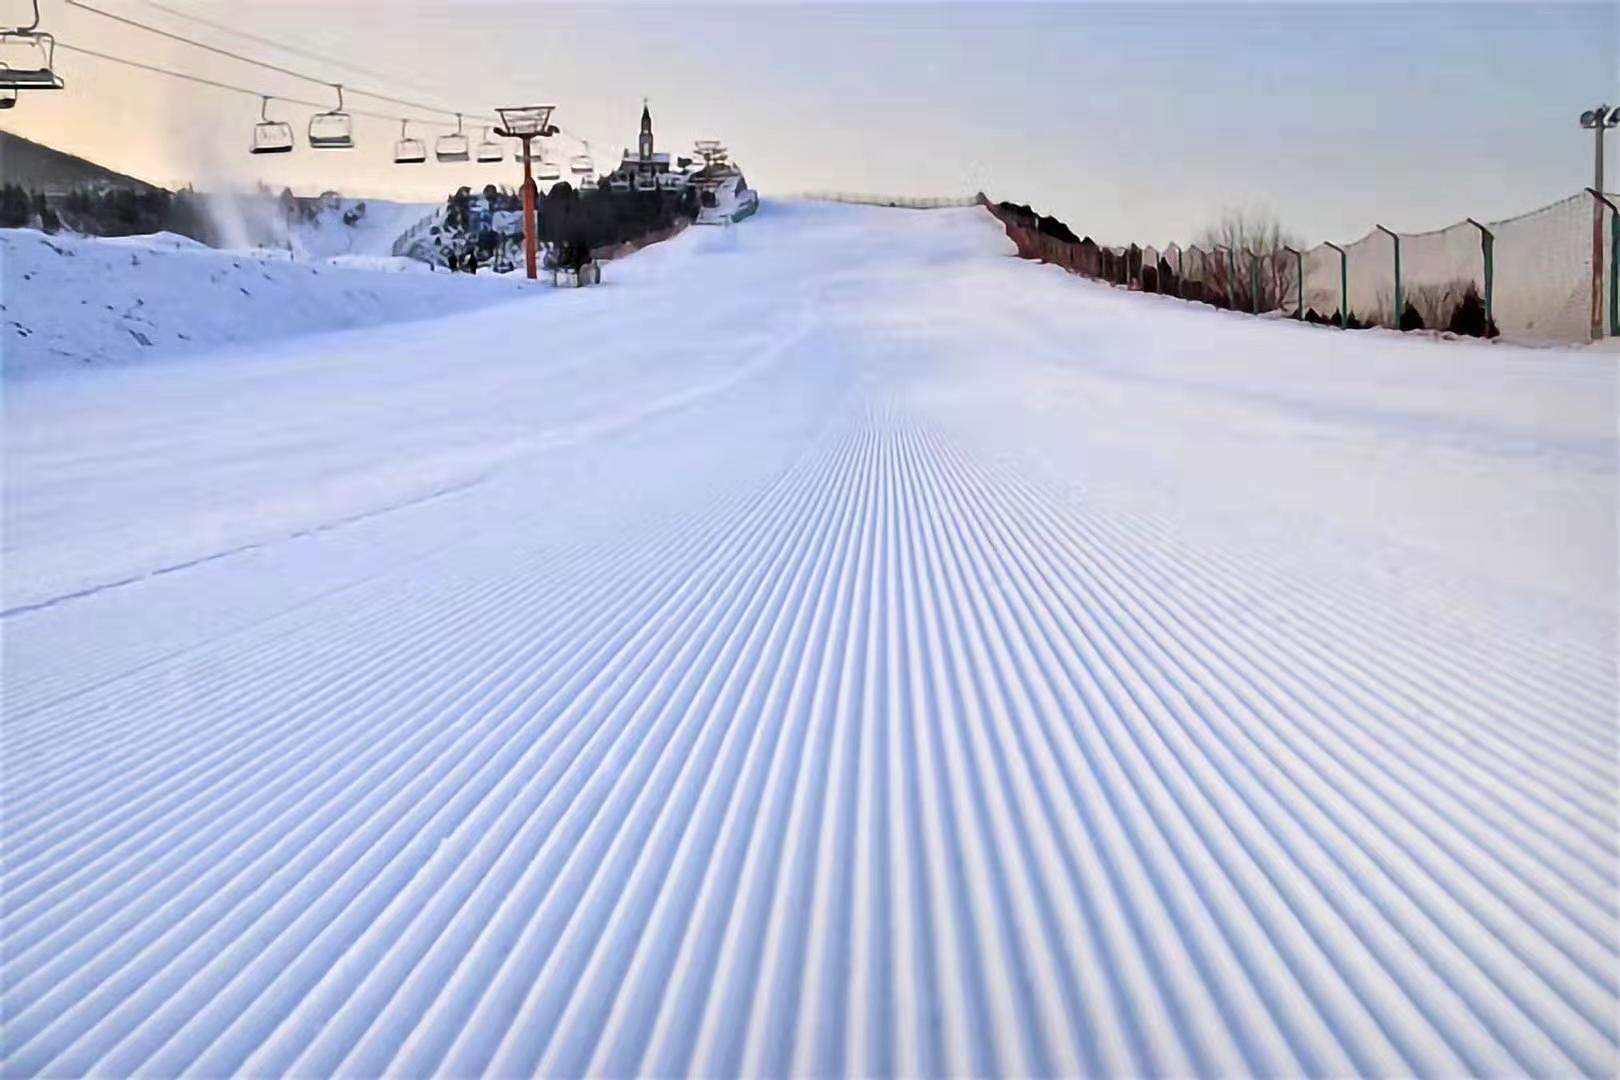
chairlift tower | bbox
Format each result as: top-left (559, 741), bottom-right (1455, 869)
top-left (694, 139), bottom-right (729, 171)
top-left (496, 105), bottom-right (557, 280)
top-left (692, 139), bottom-right (730, 194)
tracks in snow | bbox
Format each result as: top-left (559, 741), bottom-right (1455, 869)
top-left (2, 404), bottom-right (1615, 1077)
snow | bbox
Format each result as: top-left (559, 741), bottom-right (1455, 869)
top-left (1, 228), bottom-right (537, 379)
top-left (280, 198), bottom-right (438, 261)
top-left (2, 200), bottom-right (1616, 1077)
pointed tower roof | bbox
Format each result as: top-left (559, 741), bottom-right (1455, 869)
top-left (641, 99), bottom-right (652, 135)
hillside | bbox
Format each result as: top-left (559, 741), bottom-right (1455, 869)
top-left (0, 129), bottom-right (162, 195)
top-left (2, 200), bottom-right (1615, 1077)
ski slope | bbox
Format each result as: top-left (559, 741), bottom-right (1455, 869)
top-left (2, 201), bottom-right (1616, 1078)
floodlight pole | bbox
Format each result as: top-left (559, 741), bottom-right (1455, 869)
top-left (1580, 105), bottom-right (1618, 339)
top-left (1588, 189), bottom-right (1618, 338)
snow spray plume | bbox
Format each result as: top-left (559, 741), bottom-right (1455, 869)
top-left (171, 124), bottom-right (291, 251)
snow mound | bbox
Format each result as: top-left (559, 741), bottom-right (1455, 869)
top-left (95, 231), bottom-right (213, 253)
top-left (1, 228), bottom-right (538, 379)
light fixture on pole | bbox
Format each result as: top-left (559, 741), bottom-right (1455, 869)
top-left (496, 105), bottom-right (557, 281)
top-left (1579, 104), bottom-right (1619, 339)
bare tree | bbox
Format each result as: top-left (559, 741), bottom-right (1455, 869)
top-left (1194, 209), bottom-right (1302, 312)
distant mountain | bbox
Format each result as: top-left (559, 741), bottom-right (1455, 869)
top-left (0, 129), bottom-right (163, 195)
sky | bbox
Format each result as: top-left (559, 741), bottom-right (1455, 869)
top-left (3, 0), bottom-right (1616, 244)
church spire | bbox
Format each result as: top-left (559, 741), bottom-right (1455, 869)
top-left (639, 98), bottom-right (654, 160)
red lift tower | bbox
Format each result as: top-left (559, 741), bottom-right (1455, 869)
top-left (496, 105), bottom-right (557, 280)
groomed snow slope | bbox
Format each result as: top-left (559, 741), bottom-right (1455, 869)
top-left (2, 202), bottom-right (1616, 1077)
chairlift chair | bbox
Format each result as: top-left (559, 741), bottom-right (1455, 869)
top-left (250, 97), bottom-right (294, 154)
top-left (308, 84), bottom-right (354, 149)
top-left (536, 159), bottom-right (561, 183)
top-left (634, 173), bottom-right (658, 193)
top-left (609, 176), bottom-right (631, 193)
top-left (475, 128), bottom-right (504, 163)
top-left (570, 150), bottom-right (594, 176)
top-left (0, 1), bottom-right (63, 92)
top-left (0, 66), bottom-right (15, 109)
top-left (436, 113), bottom-right (470, 163)
top-left (394, 120), bottom-right (427, 164)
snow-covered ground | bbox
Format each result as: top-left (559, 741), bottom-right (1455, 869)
top-left (2, 201), bottom-right (1615, 1077)
top-left (2, 227), bottom-right (536, 378)
top-left (280, 198), bottom-right (438, 261)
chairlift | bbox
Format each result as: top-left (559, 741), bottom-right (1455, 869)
top-left (394, 119), bottom-right (427, 164)
top-left (0, 2), bottom-right (63, 92)
top-left (536, 158), bottom-right (561, 183)
top-left (249, 96), bottom-right (294, 154)
top-left (569, 143), bottom-right (594, 175)
top-left (308, 84), bottom-right (354, 149)
top-left (436, 113), bottom-right (470, 163)
top-left (476, 128), bottom-right (504, 163)
top-left (0, 67), bottom-right (15, 109)
top-left (634, 173), bottom-right (658, 193)
top-left (609, 176), bottom-right (631, 193)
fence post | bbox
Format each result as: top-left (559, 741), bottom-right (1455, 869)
top-left (1283, 246), bottom-right (1303, 319)
top-left (1587, 189), bottom-right (1619, 337)
top-left (1212, 245), bottom-right (1231, 308)
top-left (1324, 241), bottom-right (1347, 327)
top-left (1175, 246), bottom-right (1184, 299)
top-left (1248, 250), bottom-right (1262, 314)
top-left (1375, 224), bottom-right (1401, 328)
top-left (1465, 217), bottom-right (1495, 334)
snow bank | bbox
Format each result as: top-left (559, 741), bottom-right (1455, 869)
top-left (1, 228), bottom-right (539, 379)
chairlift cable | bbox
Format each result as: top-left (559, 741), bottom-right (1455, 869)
top-left (136, 0), bottom-right (408, 87)
top-left (55, 40), bottom-right (428, 125)
top-left (63, 0), bottom-right (496, 125)
top-left (57, 38), bottom-right (602, 163)
top-left (58, 1), bottom-right (599, 158)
